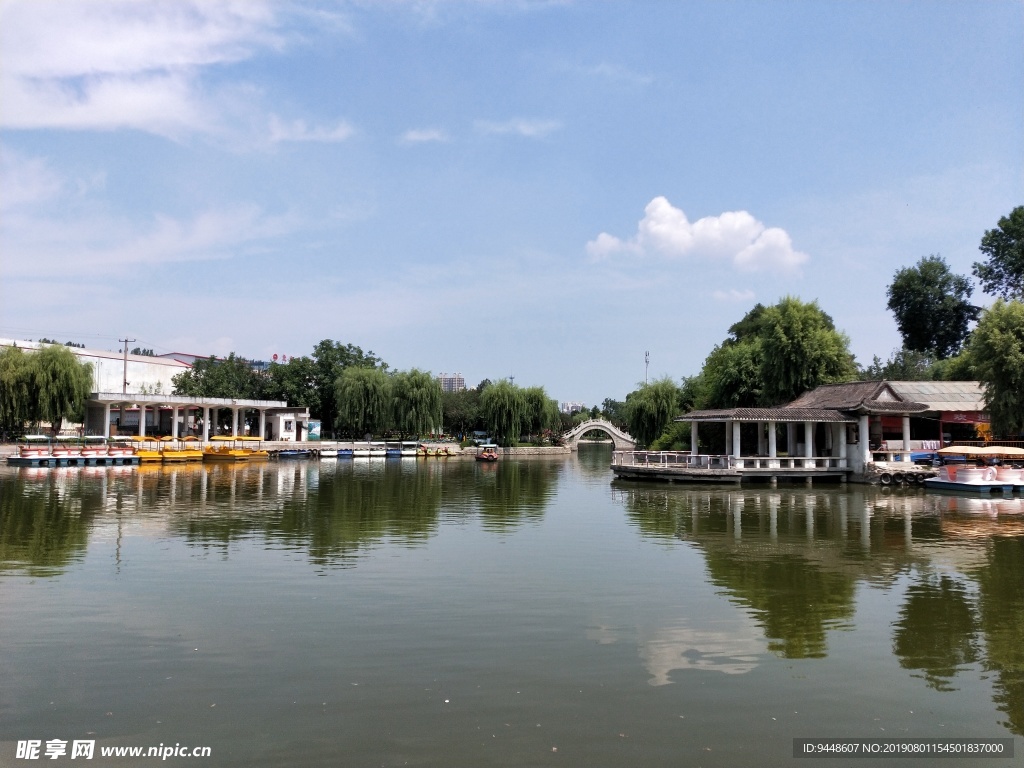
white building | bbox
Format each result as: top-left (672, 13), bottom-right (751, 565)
top-left (561, 401), bottom-right (586, 414)
top-left (437, 372), bottom-right (466, 393)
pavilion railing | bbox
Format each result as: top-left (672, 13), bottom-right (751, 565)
top-left (612, 451), bottom-right (849, 470)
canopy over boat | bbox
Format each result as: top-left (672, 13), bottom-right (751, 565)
top-left (938, 445), bottom-right (1024, 457)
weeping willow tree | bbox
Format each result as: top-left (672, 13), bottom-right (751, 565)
top-left (32, 344), bottom-right (93, 436)
top-left (522, 386), bottom-right (560, 440)
top-left (625, 377), bottom-right (680, 448)
top-left (0, 346), bottom-right (34, 435)
top-left (335, 366), bottom-right (392, 438)
top-left (391, 369), bottom-right (443, 437)
top-left (480, 380), bottom-right (527, 446)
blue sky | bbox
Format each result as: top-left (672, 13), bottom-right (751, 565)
top-left (1, 0), bottom-right (1021, 407)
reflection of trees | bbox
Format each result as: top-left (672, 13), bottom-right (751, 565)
top-left (892, 574), bottom-right (979, 691)
top-left (0, 471), bottom-right (95, 576)
top-left (974, 537), bottom-right (1024, 736)
top-left (473, 460), bottom-right (560, 531)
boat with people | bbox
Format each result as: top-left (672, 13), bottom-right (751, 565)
top-left (476, 444), bottom-right (499, 462)
top-left (923, 445), bottom-right (1024, 494)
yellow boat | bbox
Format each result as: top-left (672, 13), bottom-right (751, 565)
top-left (132, 436), bottom-right (163, 463)
top-left (236, 435), bottom-right (270, 461)
top-left (161, 436), bottom-right (204, 463)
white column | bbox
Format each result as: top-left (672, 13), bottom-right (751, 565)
top-left (804, 421), bottom-right (814, 459)
top-left (231, 408), bottom-right (239, 437)
top-left (902, 415), bottom-right (911, 463)
top-left (690, 421), bottom-right (698, 455)
top-left (172, 406), bottom-right (180, 438)
top-left (732, 421), bottom-right (741, 459)
top-left (768, 421), bottom-right (777, 458)
top-left (138, 405), bottom-right (146, 437)
top-left (259, 409), bottom-right (267, 442)
top-left (203, 407), bottom-right (211, 441)
top-left (103, 403), bottom-right (111, 437)
top-left (839, 423), bottom-right (848, 462)
top-left (859, 414), bottom-right (870, 465)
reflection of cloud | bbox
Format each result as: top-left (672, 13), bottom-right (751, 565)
top-left (587, 196), bottom-right (809, 274)
top-left (639, 619), bottom-right (764, 686)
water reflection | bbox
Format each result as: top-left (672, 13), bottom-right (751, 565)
top-left (617, 483), bottom-right (1024, 734)
top-left (0, 458), bottom-right (562, 572)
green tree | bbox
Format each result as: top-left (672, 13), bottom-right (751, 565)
top-left (335, 366), bottom-right (392, 438)
top-left (886, 255), bottom-right (978, 358)
top-left (172, 353), bottom-right (266, 399)
top-left (973, 206), bottom-right (1024, 300)
top-left (600, 397), bottom-right (626, 426)
top-left (522, 386), bottom-right (559, 440)
top-left (0, 346), bottom-right (34, 435)
top-left (967, 300), bottom-right (1024, 436)
top-left (625, 377), bottom-right (680, 447)
top-left (442, 388), bottom-right (482, 437)
top-left (758, 297), bottom-right (857, 405)
top-left (701, 340), bottom-right (763, 408)
top-left (391, 369), bottom-right (443, 437)
top-left (265, 356), bottom-right (317, 409)
top-left (860, 348), bottom-right (936, 381)
top-left (480, 380), bottom-right (526, 446)
top-left (311, 340), bottom-right (386, 436)
top-left (32, 344), bottom-right (93, 435)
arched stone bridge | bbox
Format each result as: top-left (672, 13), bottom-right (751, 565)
top-left (562, 419), bottom-right (636, 451)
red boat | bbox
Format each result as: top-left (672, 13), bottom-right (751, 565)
top-left (476, 445), bottom-right (499, 462)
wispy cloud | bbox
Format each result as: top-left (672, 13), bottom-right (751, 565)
top-left (475, 118), bottom-right (562, 138)
top-left (587, 196), bottom-right (809, 275)
top-left (575, 62), bottom-right (653, 86)
top-left (0, 146), bottom-right (64, 211)
top-left (400, 128), bottom-right (449, 144)
top-left (0, 0), bottom-right (320, 144)
top-left (269, 115), bottom-right (354, 143)
top-left (712, 289), bottom-right (756, 302)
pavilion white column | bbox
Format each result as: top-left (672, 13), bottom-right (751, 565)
top-left (859, 414), bottom-right (871, 465)
top-left (902, 415), bottom-right (911, 463)
top-left (203, 407), bottom-right (211, 441)
top-left (768, 421), bottom-right (777, 458)
top-left (172, 406), bottom-right (180, 438)
top-left (259, 409), bottom-right (267, 442)
top-left (138, 405), bottom-right (146, 437)
top-left (839, 424), bottom-right (848, 463)
top-left (804, 421), bottom-right (814, 458)
top-left (231, 408), bottom-right (239, 437)
top-left (732, 421), bottom-right (741, 459)
top-left (103, 403), bottom-right (111, 437)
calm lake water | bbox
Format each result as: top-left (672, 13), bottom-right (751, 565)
top-left (1, 446), bottom-right (1021, 767)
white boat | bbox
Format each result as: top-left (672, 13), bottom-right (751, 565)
top-left (401, 441), bottom-right (419, 458)
top-left (369, 441), bottom-right (387, 458)
top-left (923, 465), bottom-right (1023, 494)
top-left (319, 448), bottom-right (339, 459)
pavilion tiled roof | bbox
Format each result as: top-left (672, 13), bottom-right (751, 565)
top-left (679, 408), bottom-right (857, 423)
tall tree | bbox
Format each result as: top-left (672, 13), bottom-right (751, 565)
top-left (311, 340), bottom-right (386, 436)
top-left (625, 377), bottom-right (680, 447)
top-left (758, 297), bottom-right (857, 405)
top-left (391, 369), bottom-right (443, 437)
top-left (335, 366), bottom-right (391, 438)
top-left (522, 386), bottom-right (559, 439)
top-left (886, 255), bottom-right (979, 358)
top-left (701, 341), bottom-right (763, 408)
top-left (860, 348), bottom-right (936, 381)
top-left (172, 354), bottom-right (265, 399)
top-left (0, 346), bottom-right (34, 435)
top-left (973, 206), bottom-right (1024, 300)
top-left (967, 300), bottom-right (1024, 436)
top-left (442, 388), bottom-right (482, 437)
top-left (480, 380), bottom-right (526, 446)
top-left (32, 344), bottom-right (93, 435)
top-left (265, 356), bottom-right (317, 409)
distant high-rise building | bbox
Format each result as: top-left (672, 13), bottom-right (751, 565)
top-left (560, 401), bottom-right (586, 414)
top-left (437, 372), bottom-right (466, 393)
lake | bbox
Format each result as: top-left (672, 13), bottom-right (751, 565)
top-left (1, 447), bottom-right (1021, 766)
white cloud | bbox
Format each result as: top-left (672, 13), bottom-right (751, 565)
top-left (0, 146), bottom-right (64, 211)
top-left (400, 128), bottom-right (449, 144)
top-left (475, 118), bottom-right (562, 138)
top-left (587, 196), bottom-right (809, 274)
top-left (712, 289), bottom-right (756, 302)
top-left (0, 0), bottom-right (324, 143)
top-left (268, 115), bottom-right (354, 143)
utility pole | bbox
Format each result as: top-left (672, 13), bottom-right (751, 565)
top-left (120, 338), bottom-right (135, 395)
top-left (645, 351), bottom-right (649, 385)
